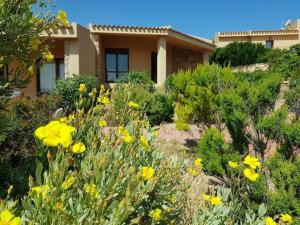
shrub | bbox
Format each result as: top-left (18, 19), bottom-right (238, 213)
top-left (53, 74), bottom-right (99, 111)
top-left (112, 83), bottom-right (173, 126)
top-left (20, 88), bottom-right (186, 224)
top-left (117, 71), bottom-right (155, 92)
top-left (0, 95), bottom-right (59, 198)
top-left (198, 127), bottom-right (240, 176)
top-left (209, 41), bottom-right (268, 67)
top-left (267, 153), bottom-right (300, 217)
top-left (285, 85), bottom-right (300, 118)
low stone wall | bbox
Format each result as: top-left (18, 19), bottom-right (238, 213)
top-left (232, 63), bottom-right (269, 72)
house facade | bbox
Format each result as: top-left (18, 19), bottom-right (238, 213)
top-left (16, 23), bottom-right (214, 96)
top-left (215, 19), bottom-right (300, 49)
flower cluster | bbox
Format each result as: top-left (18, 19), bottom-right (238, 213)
top-left (118, 126), bottom-right (132, 143)
top-left (149, 208), bottom-right (162, 221)
top-left (0, 209), bottom-right (21, 225)
top-left (56, 10), bottom-right (70, 27)
top-left (61, 175), bottom-right (76, 190)
top-left (264, 213), bottom-right (293, 225)
top-left (141, 166), bottom-right (155, 181)
top-left (188, 158), bottom-right (202, 176)
top-left (84, 183), bottom-right (100, 199)
top-left (34, 121), bottom-right (75, 147)
top-left (203, 194), bottom-right (222, 206)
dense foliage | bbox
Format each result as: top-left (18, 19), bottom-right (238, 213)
top-left (53, 74), bottom-right (99, 111)
top-left (209, 42), bottom-right (267, 66)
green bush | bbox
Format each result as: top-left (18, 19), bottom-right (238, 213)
top-left (53, 74), bottom-right (99, 111)
top-left (117, 71), bottom-right (155, 92)
top-left (0, 95), bottom-right (59, 198)
top-left (112, 83), bottom-right (174, 126)
top-left (285, 85), bottom-right (300, 118)
top-left (209, 41), bottom-right (268, 66)
top-left (267, 153), bottom-right (300, 217)
top-left (198, 127), bottom-right (240, 176)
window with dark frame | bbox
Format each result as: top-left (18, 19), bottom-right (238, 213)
top-left (105, 48), bottom-right (129, 82)
top-left (266, 40), bottom-right (274, 49)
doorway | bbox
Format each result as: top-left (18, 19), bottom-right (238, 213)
top-left (151, 52), bottom-right (157, 83)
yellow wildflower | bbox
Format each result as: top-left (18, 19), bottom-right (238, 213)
top-left (118, 126), bottom-right (132, 143)
top-left (243, 168), bottom-right (259, 182)
top-left (72, 142), bottom-right (86, 154)
top-left (169, 195), bottom-right (177, 204)
top-left (244, 155), bottom-right (261, 169)
top-left (7, 185), bottom-right (13, 195)
top-left (56, 10), bottom-right (70, 27)
top-left (98, 96), bottom-right (109, 106)
top-left (31, 184), bottom-right (50, 198)
top-left (149, 208), bottom-right (162, 221)
top-left (203, 194), bottom-right (211, 202)
top-left (188, 167), bottom-right (198, 176)
top-left (34, 121), bottom-right (75, 148)
top-left (98, 120), bottom-right (107, 127)
top-left (84, 183), bottom-right (100, 198)
top-left (194, 158), bottom-right (202, 167)
top-left (68, 114), bottom-right (75, 121)
top-left (128, 101), bottom-right (139, 108)
top-left (42, 51), bottom-right (54, 62)
top-left (54, 201), bottom-right (63, 211)
top-left (228, 161), bottom-right (239, 169)
top-left (28, 65), bottom-right (34, 74)
top-left (141, 166), bottom-right (155, 181)
top-left (0, 209), bottom-right (21, 225)
top-left (140, 135), bottom-right (150, 150)
top-left (265, 217), bottom-right (277, 225)
top-left (210, 196), bottom-right (222, 206)
top-left (79, 83), bottom-right (86, 93)
top-left (61, 176), bottom-right (75, 189)
top-left (280, 213), bottom-right (293, 223)
top-left (60, 117), bottom-right (67, 123)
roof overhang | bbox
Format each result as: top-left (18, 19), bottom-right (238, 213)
top-left (41, 22), bottom-right (78, 39)
top-left (89, 24), bottom-right (215, 51)
top-left (217, 29), bottom-right (299, 38)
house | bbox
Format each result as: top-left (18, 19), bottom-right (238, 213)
top-left (215, 19), bottom-right (300, 49)
top-left (16, 23), bottom-right (215, 96)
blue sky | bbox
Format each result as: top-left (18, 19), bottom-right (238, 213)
top-left (55, 0), bottom-right (300, 39)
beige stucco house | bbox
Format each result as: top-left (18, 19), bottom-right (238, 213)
top-left (215, 19), bottom-right (300, 49)
top-left (15, 22), bottom-right (214, 96)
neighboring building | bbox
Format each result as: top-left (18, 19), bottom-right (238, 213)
top-left (9, 22), bottom-right (214, 96)
top-left (215, 19), bottom-right (300, 49)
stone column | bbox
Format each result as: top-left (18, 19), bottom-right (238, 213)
top-left (64, 39), bottom-right (79, 78)
top-left (90, 33), bottom-right (101, 80)
top-left (157, 37), bottom-right (167, 86)
top-left (203, 51), bottom-right (210, 64)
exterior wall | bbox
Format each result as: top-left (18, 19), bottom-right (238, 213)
top-left (217, 34), bottom-right (300, 49)
top-left (171, 46), bottom-right (203, 73)
top-left (99, 35), bottom-right (157, 82)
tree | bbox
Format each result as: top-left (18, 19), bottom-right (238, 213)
top-left (0, 0), bottom-right (69, 97)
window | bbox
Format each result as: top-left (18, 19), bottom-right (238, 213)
top-left (105, 49), bottom-right (129, 82)
top-left (266, 40), bottom-right (274, 49)
top-left (38, 59), bottom-right (64, 93)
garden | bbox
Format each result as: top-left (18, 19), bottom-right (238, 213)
top-left (1, 0), bottom-right (300, 224)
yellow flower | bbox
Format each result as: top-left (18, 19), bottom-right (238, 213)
top-left (118, 126), bottom-right (132, 143)
top-left (210, 196), bottom-right (222, 205)
top-left (7, 185), bottom-right (13, 195)
top-left (149, 208), bottom-right (162, 221)
top-left (31, 38), bottom-right (41, 50)
top-left (188, 168), bottom-right (198, 176)
top-left (84, 183), bottom-right (100, 198)
top-left (203, 194), bottom-right (211, 202)
top-left (265, 217), bottom-right (277, 225)
top-left (169, 195), bottom-right (177, 204)
top-left (128, 101), bottom-right (139, 108)
top-left (61, 176), bottom-right (76, 189)
top-left (79, 83), bottom-right (86, 93)
top-left (60, 117), bottom-right (67, 123)
top-left (98, 120), bottom-right (107, 127)
top-left (54, 201), bottom-right (63, 211)
top-left (194, 158), bottom-right (202, 167)
top-left (72, 142), bottom-right (86, 154)
top-left (243, 168), bottom-right (259, 182)
top-left (280, 213), bottom-right (293, 223)
top-left (140, 135), bottom-right (150, 150)
top-left (28, 65), bottom-right (34, 74)
top-left (57, 10), bottom-right (70, 27)
top-left (98, 96), bottom-right (109, 106)
top-left (42, 51), bottom-right (54, 62)
top-left (244, 155), bottom-right (261, 169)
top-left (31, 185), bottom-right (50, 198)
top-left (68, 114), bottom-right (75, 121)
top-left (228, 161), bottom-right (239, 168)
top-left (0, 209), bottom-right (21, 225)
top-left (141, 166), bottom-right (155, 181)
top-left (34, 121), bottom-right (75, 148)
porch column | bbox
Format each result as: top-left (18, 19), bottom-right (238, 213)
top-left (157, 37), bottom-right (167, 86)
top-left (64, 39), bottom-right (79, 78)
top-left (203, 51), bottom-right (210, 64)
top-left (90, 33), bottom-right (101, 80)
